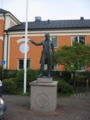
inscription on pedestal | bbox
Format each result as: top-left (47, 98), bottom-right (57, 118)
top-left (35, 93), bottom-right (50, 110)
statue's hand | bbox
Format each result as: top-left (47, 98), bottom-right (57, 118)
top-left (29, 39), bottom-right (33, 43)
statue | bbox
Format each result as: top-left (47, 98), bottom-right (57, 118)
top-left (29, 33), bottom-right (55, 77)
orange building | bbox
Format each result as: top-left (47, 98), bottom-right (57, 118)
top-left (0, 9), bottom-right (90, 71)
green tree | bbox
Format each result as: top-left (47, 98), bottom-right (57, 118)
top-left (55, 43), bottom-right (90, 89)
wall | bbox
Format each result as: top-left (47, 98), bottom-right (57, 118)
top-left (58, 35), bottom-right (71, 71)
top-left (0, 19), bottom-right (4, 36)
top-left (86, 35), bottom-right (90, 45)
top-left (58, 36), bottom-right (71, 47)
top-left (86, 35), bottom-right (90, 71)
top-left (9, 36), bottom-right (44, 70)
top-left (5, 15), bottom-right (18, 30)
top-left (8, 34), bottom-right (90, 71)
top-left (0, 19), bottom-right (4, 65)
top-left (8, 35), bottom-right (72, 71)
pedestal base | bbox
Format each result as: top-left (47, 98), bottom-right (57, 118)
top-left (30, 77), bottom-right (58, 112)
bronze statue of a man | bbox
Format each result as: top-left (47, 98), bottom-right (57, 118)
top-left (29, 33), bottom-right (55, 77)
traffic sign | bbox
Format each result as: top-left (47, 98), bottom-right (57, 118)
top-left (1, 60), bottom-right (5, 65)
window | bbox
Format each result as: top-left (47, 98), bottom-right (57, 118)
top-left (72, 36), bottom-right (86, 71)
top-left (80, 65), bottom-right (86, 71)
top-left (53, 64), bottom-right (57, 71)
top-left (77, 65), bottom-right (86, 72)
top-left (77, 60), bottom-right (86, 72)
top-left (51, 36), bottom-right (57, 48)
top-left (72, 36), bottom-right (78, 43)
top-left (72, 36), bottom-right (85, 45)
top-left (44, 64), bottom-right (47, 70)
top-left (44, 64), bottom-right (57, 71)
top-left (18, 59), bottom-right (30, 69)
top-left (71, 63), bottom-right (86, 72)
top-left (79, 36), bottom-right (85, 44)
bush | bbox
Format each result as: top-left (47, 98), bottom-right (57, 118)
top-left (16, 69), bottom-right (39, 93)
top-left (76, 75), bottom-right (85, 85)
top-left (0, 66), bottom-right (2, 79)
top-left (0, 65), bottom-right (2, 71)
top-left (57, 79), bottom-right (74, 94)
top-left (4, 70), bottom-right (17, 79)
top-left (2, 78), bottom-right (17, 94)
top-left (0, 68), bottom-right (17, 80)
top-left (27, 69), bottom-right (39, 90)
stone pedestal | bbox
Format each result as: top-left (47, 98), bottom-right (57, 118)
top-left (30, 77), bottom-right (58, 112)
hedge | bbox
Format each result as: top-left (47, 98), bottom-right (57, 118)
top-left (57, 79), bottom-right (74, 94)
top-left (2, 78), bottom-right (17, 94)
top-left (16, 69), bottom-right (39, 93)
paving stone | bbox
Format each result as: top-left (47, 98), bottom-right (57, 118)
top-left (2, 93), bottom-right (90, 120)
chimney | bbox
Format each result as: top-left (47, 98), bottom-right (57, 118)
top-left (35, 16), bottom-right (41, 22)
top-left (47, 19), bottom-right (50, 23)
top-left (80, 17), bottom-right (84, 20)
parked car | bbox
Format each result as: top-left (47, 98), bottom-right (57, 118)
top-left (0, 98), bottom-right (6, 118)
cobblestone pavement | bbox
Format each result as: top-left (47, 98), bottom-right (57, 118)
top-left (2, 93), bottom-right (90, 120)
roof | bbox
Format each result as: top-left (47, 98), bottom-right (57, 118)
top-left (0, 8), bottom-right (8, 14)
top-left (0, 8), bottom-right (20, 24)
top-left (7, 19), bottom-right (90, 32)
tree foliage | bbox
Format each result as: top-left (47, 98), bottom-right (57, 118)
top-left (55, 43), bottom-right (90, 72)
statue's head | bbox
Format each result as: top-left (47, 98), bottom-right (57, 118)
top-left (45, 33), bottom-right (50, 41)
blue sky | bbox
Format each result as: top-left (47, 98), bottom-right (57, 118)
top-left (0, 0), bottom-right (90, 22)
